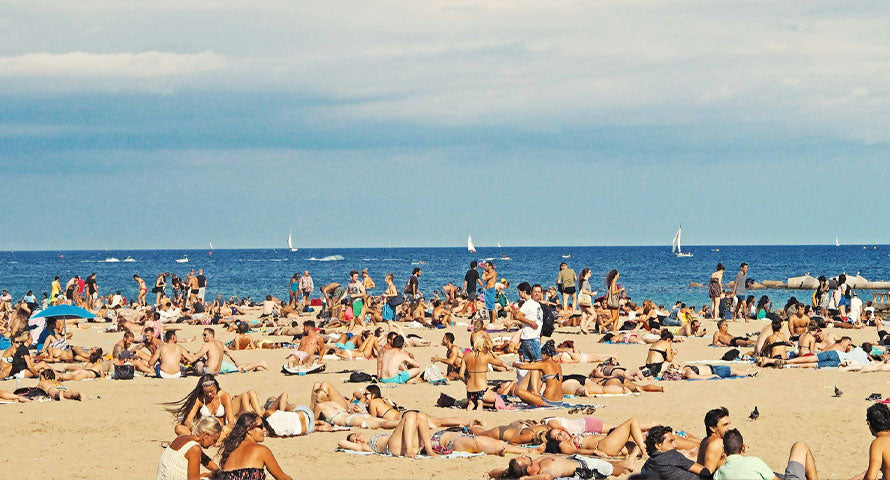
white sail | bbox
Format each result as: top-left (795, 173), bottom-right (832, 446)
top-left (467, 235), bottom-right (476, 253)
top-left (672, 227), bottom-right (681, 254)
top-left (835, 236), bottom-right (840, 247)
top-left (288, 231), bottom-right (297, 252)
top-left (497, 242), bottom-right (502, 248)
top-left (209, 241), bottom-right (214, 250)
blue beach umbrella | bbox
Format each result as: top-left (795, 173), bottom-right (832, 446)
top-left (30, 304), bottom-right (96, 320)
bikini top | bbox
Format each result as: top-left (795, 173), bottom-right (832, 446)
top-left (200, 401), bottom-right (225, 418)
top-left (541, 372), bottom-right (562, 383)
top-left (650, 349), bottom-right (668, 361)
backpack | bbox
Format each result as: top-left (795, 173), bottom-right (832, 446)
top-left (721, 348), bottom-right (741, 361)
top-left (113, 364), bottom-right (135, 380)
top-left (348, 371), bottom-right (376, 383)
top-left (541, 305), bottom-right (556, 337)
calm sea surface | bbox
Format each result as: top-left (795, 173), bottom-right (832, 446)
top-left (1, 246), bottom-right (888, 307)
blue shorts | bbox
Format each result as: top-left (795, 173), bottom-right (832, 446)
top-left (518, 338), bottom-right (542, 362)
top-left (736, 295), bottom-right (746, 303)
top-left (838, 296), bottom-right (850, 308)
top-left (484, 289), bottom-right (496, 310)
top-left (816, 350), bottom-right (841, 368)
top-left (220, 361), bottom-right (238, 374)
top-left (335, 342), bottom-right (355, 351)
top-left (711, 365), bottom-right (732, 378)
top-left (382, 304), bottom-right (395, 321)
top-left (380, 371), bottom-right (411, 384)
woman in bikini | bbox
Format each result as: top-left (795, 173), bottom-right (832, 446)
top-left (554, 341), bottom-right (615, 364)
top-left (757, 318), bottom-right (793, 364)
top-left (459, 336), bottom-right (510, 410)
top-left (604, 269), bottom-right (624, 334)
top-left (133, 275), bottom-right (148, 307)
top-left (577, 268), bottom-right (597, 334)
top-left (512, 340), bottom-right (564, 407)
top-left (216, 413), bottom-right (292, 480)
top-left (168, 374), bottom-right (237, 435)
top-left (154, 273), bottom-right (167, 306)
top-left (329, 330), bottom-right (379, 360)
top-left (428, 428), bottom-right (542, 456)
top-left (57, 348), bottom-right (106, 381)
top-left (641, 330), bottom-right (676, 377)
top-left (364, 384), bottom-right (477, 428)
top-left (37, 369), bottom-right (82, 400)
top-left (470, 420), bottom-right (550, 445)
top-left (544, 417), bottom-right (647, 458)
top-left (309, 382), bottom-right (398, 429)
top-left (339, 411), bottom-right (440, 458)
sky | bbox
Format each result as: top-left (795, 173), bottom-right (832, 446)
top-left (2, 1), bottom-right (890, 249)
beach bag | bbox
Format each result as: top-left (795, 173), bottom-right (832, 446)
top-left (113, 364), bottom-right (135, 380)
top-left (387, 292), bottom-right (406, 308)
top-left (606, 290), bottom-right (620, 309)
top-left (721, 349), bottom-right (741, 361)
top-left (422, 364), bottom-right (446, 383)
top-left (578, 293), bottom-right (592, 306)
top-left (436, 392), bottom-right (458, 408)
top-left (541, 305), bottom-right (556, 338)
top-left (348, 371), bottom-right (375, 383)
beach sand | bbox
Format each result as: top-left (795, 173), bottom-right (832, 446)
top-left (1, 312), bottom-right (880, 479)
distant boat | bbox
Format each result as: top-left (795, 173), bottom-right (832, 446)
top-left (562, 254), bottom-right (572, 259)
top-left (288, 231), bottom-right (297, 252)
top-left (387, 241), bottom-right (391, 248)
top-left (209, 241), bottom-right (214, 256)
top-left (497, 242), bottom-right (502, 248)
top-left (467, 235), bottom-right (476, 253)
top-left (175, 255), bottom-right (189, 263)
top-left (104, 257), bottom-right (120, 263)
top-left (672, 225), bottom-right (693, 257)
top-left (123, 257), bottom-right (136, 263)
top-left (835, 236), bottom-right (840, 247)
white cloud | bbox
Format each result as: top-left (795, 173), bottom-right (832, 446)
top-left (0, 51), bottom-right (226, 78)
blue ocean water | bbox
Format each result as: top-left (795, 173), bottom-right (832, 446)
top-left (0, 245), bottom-right (888, 307)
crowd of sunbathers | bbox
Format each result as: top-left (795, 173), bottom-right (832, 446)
top-left (4, 261), bottom-right (890, 479)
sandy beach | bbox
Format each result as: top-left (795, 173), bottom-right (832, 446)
top-left (1, 308), bottom-right (881, 479)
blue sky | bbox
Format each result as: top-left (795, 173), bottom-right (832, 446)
top-left (2, 1), bottom-right (890, 249)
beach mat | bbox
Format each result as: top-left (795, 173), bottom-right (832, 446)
top-left (334, 448), bottom-right (483, 459)
top-left (281, 363), bottom-right (326, 376)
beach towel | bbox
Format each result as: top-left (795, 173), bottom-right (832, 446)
top-left (334, 448), bottom-right (483, 459)
top-left (281, 363), bottom-right (326, 376)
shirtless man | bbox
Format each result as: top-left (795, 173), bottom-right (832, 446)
top-left (148, 330), bottom-right (196, 378)
top-left (320, 283), bottom-right (344, 312)
top-left (441, 282), bottom-right (459, 305)
top-left (430, 332), bottom-right (463, 380)
top-left (712, 320), bottom-right (755, 347)
top-left (286, 320), bottom-right (326, 368)
top-left (789, 304), bottom-right (810, 337)
top-left (431, 300), bottom-right (452, 327)
top-left (112, 331), bottom-right (153, 375)
top-left (854, 403), bottom-right (890, 480)
top-left (379, 335), bottom-right (422, 384)
top-left (482, 262), bottom-right (498, 324)
top-left (187, 270), bottom-right (200, 307)
top-left (204, 328), bottom-right (266, 374)
top-left (677, 319), bottom-right (706, 337)
top-left (490, 454), bottom-right (630, 480)
top-left (698, 407), bottom-right (731, 473)
top-left (797, 321), bottom-right (818, 357)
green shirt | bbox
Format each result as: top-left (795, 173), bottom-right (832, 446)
top-left (714, 454), bottom-right (775, 480)
top-left (558, 268), bottom-right (577, 288)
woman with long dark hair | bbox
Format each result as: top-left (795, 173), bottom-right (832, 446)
top-left (215, 413), bottom-right (291, 480)
top-left (576, 268), bottom-right (595, 334)
top-left (511, 340), bottom-right (564, 407)
top-left (709, 263), bottom-right (724, 320)
top-left (168, 374), bottom-right (234, 436)
top-left (605, 269), bottom-right (624, 333)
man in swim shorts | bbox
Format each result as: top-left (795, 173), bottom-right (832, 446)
top-left (482, 262), bottom-right (498, 324)
top-left (346, 270), bottom-right (366, 322)
top-left (714, 429), bottom-right (817, 480)
top-left (378, 335), bottom-right (422, 384)
top-left (712, 320), bottom-right (754, 347)
top-left (492, 454), bottom-right (619, 479)
top-left (286, 320), bottom-right (326, 368)
top-left (148, 330), bottom-right (195, 378)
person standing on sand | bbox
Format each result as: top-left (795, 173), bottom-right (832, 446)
top-left (709, 263), bottom-right (725, 320)
top-left (288, 274), bottom-right (299, 306)
top-left (196, 269), bottom-right (206, 303)
top-left (463, 260), bottom-right (483, 319)
top-left (299, 271), bottom-right (313, 310)
top-left (556, 262), bottom-right (577, 311)
top-left (362, 268), bottom-right (376, 294)
top-left (482, 262), bottom-right (498, 324)
top-left (731, 263), bottom-right (749, 322)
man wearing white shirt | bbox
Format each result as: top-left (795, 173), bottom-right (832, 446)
top-left (849, 292), bottom-right (863, 323)
top-left (512, 282), bottom-right (542, 362)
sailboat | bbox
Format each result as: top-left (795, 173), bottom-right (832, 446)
top-left (497, 242), bottom-right (502, 248)
top-left (467, 235), bottom-right (477, 253)
top-left (835, 236), bottom-right (840, 247)
top-left (672, 225), bottom-right (693, 257)
top-left (288, 231), bottom-right (297, 252)
top-left (209, 241), bottom-right (214, 256)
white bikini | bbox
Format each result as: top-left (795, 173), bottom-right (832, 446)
top-left (199, 401), bottom-right (225, 418)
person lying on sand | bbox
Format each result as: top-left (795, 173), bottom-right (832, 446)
top-left (490, 454), bottom-right (635, 479)
top-left (362, 384), bottom-right (478, 429)
top-left (309, 382), bottom-right (398, 430)
top-left (37, 369), bottom-right (82, 400)
top-left (679, 363), bottom-right (758, 380)
top-left (338, 411), bottom-right (440, 458)
top-left (712, 320), bottom-right (755, 347)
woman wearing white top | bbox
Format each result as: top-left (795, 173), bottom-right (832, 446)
top-left (157, 416), bottom-right (222, 480)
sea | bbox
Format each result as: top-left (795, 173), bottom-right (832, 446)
top-left (1, 245), bottom-right (888, 308)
